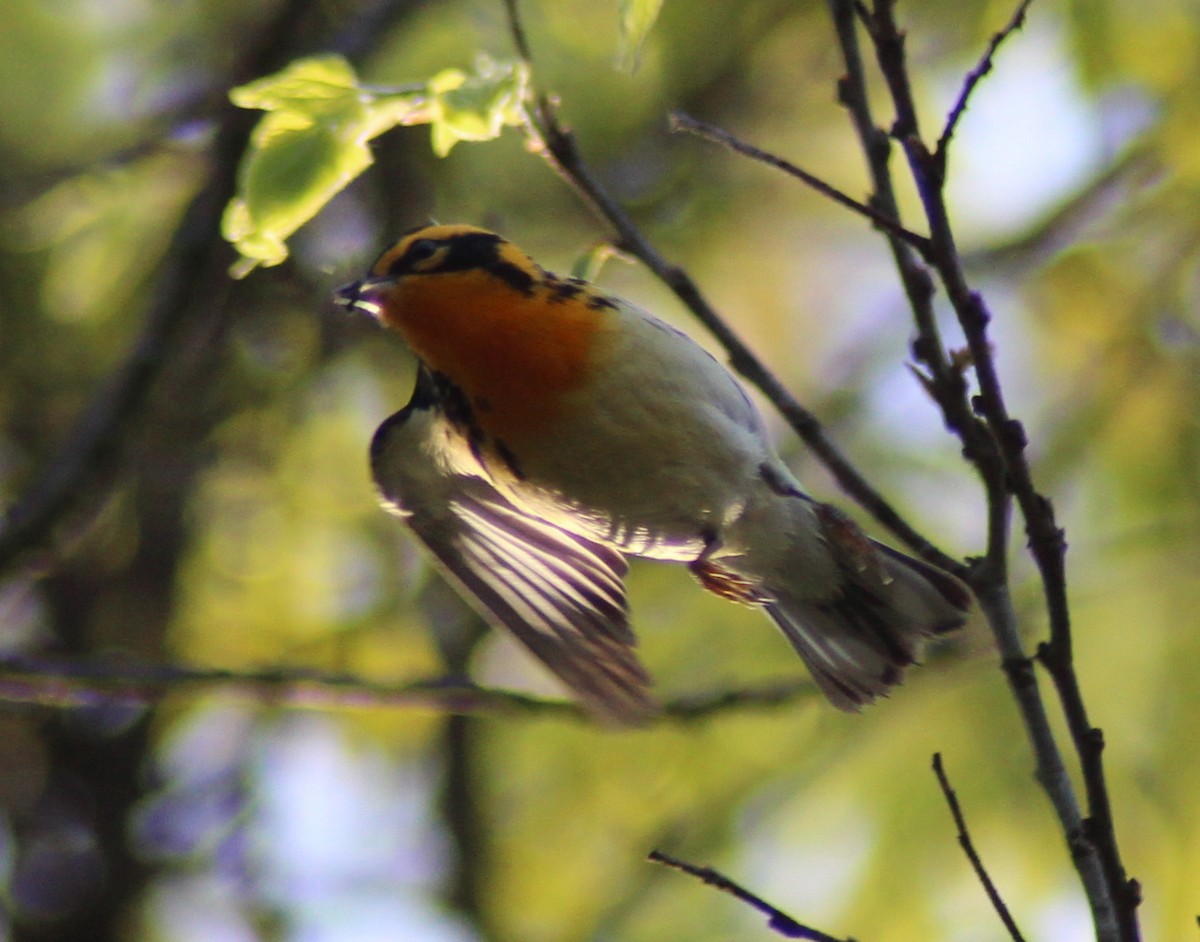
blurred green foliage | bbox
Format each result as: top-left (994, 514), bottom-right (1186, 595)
top-left (223, 54), bottom-right (527, 272)
top-left (1, 0), bottom-right (1199, 941)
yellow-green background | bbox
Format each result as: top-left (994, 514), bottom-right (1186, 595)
top-left (1, 0), bottom-right (1197, 940)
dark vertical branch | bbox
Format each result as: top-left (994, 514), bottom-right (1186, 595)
top-left (833, 0), bottom-right (1139, 938)
top-left (440, 712), bottom-right (493, 930)
top-left (426, 592), bottom-right (502, 939)
top-left (1, 3), bottom-right (435, 939)
top-left (825, 0), bottom-right (1012, 569)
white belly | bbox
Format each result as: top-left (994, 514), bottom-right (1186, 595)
top-left (477, 306), bottom-right (779, 559)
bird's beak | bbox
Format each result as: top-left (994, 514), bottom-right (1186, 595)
top-left (333, 277), bottom-right (393, 319)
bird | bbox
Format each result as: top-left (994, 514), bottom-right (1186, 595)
top-left (335, 224), bottom-right (972, 723)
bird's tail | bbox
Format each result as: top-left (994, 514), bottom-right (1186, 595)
top-left (764, 539), bottom-right (972, 711)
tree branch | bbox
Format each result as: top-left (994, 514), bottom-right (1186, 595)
top-left (668, 112), bottom-right (933, 258)
top-left (934, 0), bottom-right (1035, 170)
top-left (825, 0), bottom-right (1011, 569)
top-left (0, 653), bottom-right (823, 721)
top-left (647, 850), bottom-right (853, 942)
top-left (932, 753), bottom-right (1026, 942)
top-left (829, 1), bottom-right (1139, 938)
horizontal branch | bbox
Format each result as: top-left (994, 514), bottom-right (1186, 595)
top-left (0, 654), bottom-right (820, 722)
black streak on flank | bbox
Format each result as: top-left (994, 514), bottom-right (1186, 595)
top-left (408, 364), bottom-right (441, 411)
top-left (759, 462), bottom-right (807, 500)
top-left (431, 370), bottom-right (488, 463)
top-left (586, 293), bottom-right (618, 311)
top-left (494, 439), bottom-right (527, 480)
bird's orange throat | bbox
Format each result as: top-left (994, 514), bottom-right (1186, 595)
top-left (377, 269), bottom-right (613, 442)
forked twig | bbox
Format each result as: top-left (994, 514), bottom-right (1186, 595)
top-left (844, 1), bottom-right (1138, 938)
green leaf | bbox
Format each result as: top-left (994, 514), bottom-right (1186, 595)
top-left (222, 115), bottom-right (371, 275)
top-left (617, 0), bottom-right (664, 71)
top-left (229, 54), bottom-right (361, 112)
top-left (223, 55), bottom-right (422, 274)
top-left (425, 59), bottom-right (530, 157)
top-left (223, 55), bottom-right (528, 274)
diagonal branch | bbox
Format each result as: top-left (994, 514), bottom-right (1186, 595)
top-left (648, 850), bottom-right (852, 942)
top-left (934, 0), bottom-right (1036, 169)
top-left (669, 112), bottom-right (933, 258)
top-left (932, 753), bottom-right (1027, 942)
top-left (501, 0), bottom-right (960, 575)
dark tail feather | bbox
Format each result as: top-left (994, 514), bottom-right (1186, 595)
top-left (765, 545), bottom-right (971, 711)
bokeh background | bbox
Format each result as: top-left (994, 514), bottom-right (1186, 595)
top-left (1, 0), bottom-right (1198, 940)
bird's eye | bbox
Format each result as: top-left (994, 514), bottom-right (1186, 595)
top-left (391, 238), bottom-right (440, 274)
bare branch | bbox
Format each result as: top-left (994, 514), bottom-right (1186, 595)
top-left (932, 753), bottom-right (1027, 942)
top-left (824, 0), bottom-right (1010, 568)
top-left (0, 653), bottom-right (571, 716)
top-left (668, 112), bottom-right (933, 258)
top-left (501, 0), bottom-right (961, 575)
top-left (661, 678), bottom-right (818, 720)
top-left (0, 653), bottom-right (823, 721)
top-left (647, 850), bottom-right (853, 942)
top-left (935, 0), bottom-right (1036, 169)
top-left (844, 1), bottom-right (1140, 938)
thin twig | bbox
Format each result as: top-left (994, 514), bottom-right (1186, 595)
top-left (647, 850), bottom-right (853, 942)
top-left (935, 0), bottom-right (1036, 170)
top-left (0, 653), bottom-right (822, 721)
top-left (501, 0), bottom-right (961, 575)
top-left (661, 678), bottom-right (819, 721)
top-left (932, 753), bottom-right (1027, 942)
top-left (669, 112), bottom-right (933, 258)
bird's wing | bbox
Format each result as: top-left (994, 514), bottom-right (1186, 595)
top-left (370, 404), bottom-right (656, 724)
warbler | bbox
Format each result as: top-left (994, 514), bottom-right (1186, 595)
top-left (336, 224), bottom-right (971, 722)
